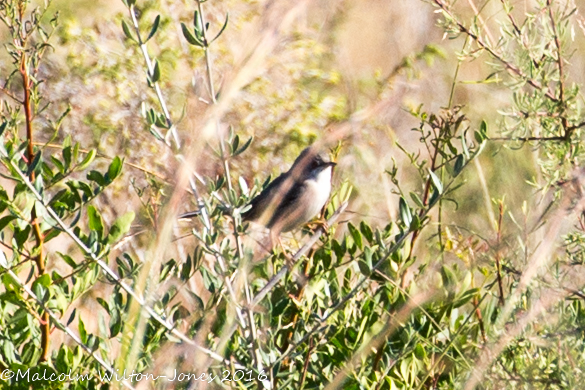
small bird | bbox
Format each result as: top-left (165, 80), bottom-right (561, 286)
top-left (179, 147), bottom-right (336, 244)
top-left (242, 147), bottom-right (336, 239)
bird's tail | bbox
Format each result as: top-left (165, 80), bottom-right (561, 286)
top-left (177, 210), bottom-right (200, 219)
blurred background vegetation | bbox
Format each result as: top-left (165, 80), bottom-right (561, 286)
top-left (1, 0), bottom-right (585, 388)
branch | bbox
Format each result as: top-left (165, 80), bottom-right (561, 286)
top-left (20, 53), bottom-right (50, 362)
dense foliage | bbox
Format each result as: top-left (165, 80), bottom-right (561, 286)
top-left (0, 0), bottom-right (584, 389)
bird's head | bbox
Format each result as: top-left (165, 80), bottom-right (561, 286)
top-left (291, 147), bottom-right (337, 180)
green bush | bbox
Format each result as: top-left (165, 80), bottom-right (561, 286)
top-left (0, 0), bottom-right (584, 389)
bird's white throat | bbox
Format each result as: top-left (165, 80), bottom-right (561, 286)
top-left (303, 166), bottom-right (333, 218)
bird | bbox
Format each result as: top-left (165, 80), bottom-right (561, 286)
top-left (178, 146), bottom-right (336, 244)
top-left (242, 146), bottom-right (336, 240)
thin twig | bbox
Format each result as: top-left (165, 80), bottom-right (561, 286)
top-left (489, 136), bottom-right (566, 141)
top-left (20, 52), bottom-right (50, 362)
top-left (298, 337), bottom-right (314, 389)
top-left (495, 201), bottom-right (506, 306)
top-left (546, 0), bottom-right (570, 140)
top-left (128, 4), bottom-right (180, 148)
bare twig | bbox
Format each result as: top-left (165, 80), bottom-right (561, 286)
top-left (495, 201), bottom-right (505, 306)
top-left (20, 52), bottom-right (50, 362)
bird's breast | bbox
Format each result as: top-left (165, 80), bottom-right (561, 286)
top-left (270, 166), bottom-right (333, 233)
top-left (298, 166), bottom-right (333, 222)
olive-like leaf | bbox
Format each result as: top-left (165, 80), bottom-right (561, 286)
top-left (210, 13), bottom-right (229, 44)
top-left (399, 197), bottom-right (412, 227)
top-left (76, 149), bottom-right (96, 171)
top-left (107, 211), bottom-right (135, 245)
top-left (150, 59), bottom-right (161, 83)
top-left (121, 20), bottom-right (136, 42)
top-left (87, 205), bottom-right (104, 239)
top-left (181, 23), bottom-right (204, 47)
top-left (453, 154), bottom-right (465, 176)
top-left (145, 15), bottom-right (161, 42)
top-left (429, 169), bottom-right (443, 194)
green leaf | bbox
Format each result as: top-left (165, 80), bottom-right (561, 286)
top-left (359, 221), bottom-right (374, 243)
top-left (194, 10), bottom-right (202, 32)
top-left (145, 15), bottom-right (161, 42)
top-left (96, 297), bottom-right (109, 312)
top-left (410, 192), bottom-right (424, 208)
top-left (357, 258), bottom-right (371, 276)
top-left (34, 273), bottom-right (51, 288)
top-left (210, 13), bottom-right (229, 44)
top-left (66, 308), bottom-right (76, 326)
top-left (155, 114), bottom-right (168, 128)
top-left (146, 108), bottom-right (156, 125)
top-left (473, 130), bottom-right (482, 144)
top-left (73, 143), bottom-right (80, 164)
top-left (159, 259), bottom-right (176, 282)
top-left (180, 257), bottom-right (192, 281)
top-left (32, 274), bottom-right (51, 300)
top-left (150, 59), bottom-right (161, 83)
top-left (76, 149), bottom-right (96, 171)
top-left (0, 215), bottom-right (16, 231)
top-left (62, 146), bottom-right (72, 169)
top-left (181, 23), bottom-right (204, 47)
top-left (410, 214), bottom-right (421, 230)
top-left (107, 211), bottom-right (135, 244)
top-left (44, 228), bottom-right (61, 243)
top-left (399, 197), bottom-right (412, 227)
top-left (453, 288), bottom-right (480, 308)
top-left (347, 223), bottom-right (363, 250)
top-left (429, 169), bottom-right (443, 194)
top-left (453, 154), bottom-right (465, 176)
top-left (461, 133), bottom-right (470, 159)
top-left (78, 318), bottom-right (87, 344)
top-left (50, 156), bottom-right (65, 173)
top-left (87, 171), bottom-right (105, 186)
top-left (480, 119), bottom-right (488, 138)
top-left (87, 205), bottom-right (104, 238)
top-left (231, 135), bottom-right (239, 154)
top-left (234, 136), bottom-right (253, 156)
top-left (27, 151), bottom-right (42, 177)
top-left (63, 135), bottom-right (72, 148)
top-left (14, 225), bottom-right (31, 248)
top-left (414, 344), bottom-right (426, 360)
top-left (107, 157), bottom-right (123, 182)
top-left (441, 265), bottom-right (456, 289)
top-left (58, 252), bottom-right (77, 268)
top-left (121, 20), bottom-right (136, 42)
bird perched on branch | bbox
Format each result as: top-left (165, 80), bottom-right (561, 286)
top-left (179, 146), bottom-right (336, 244)
top-left (242, 146), bottom-right (336, 241)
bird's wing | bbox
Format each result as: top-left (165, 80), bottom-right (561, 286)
top-left (242, 174), bottom-right (288, 222)
top-left (271, 180), bottom-right (305, 218)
